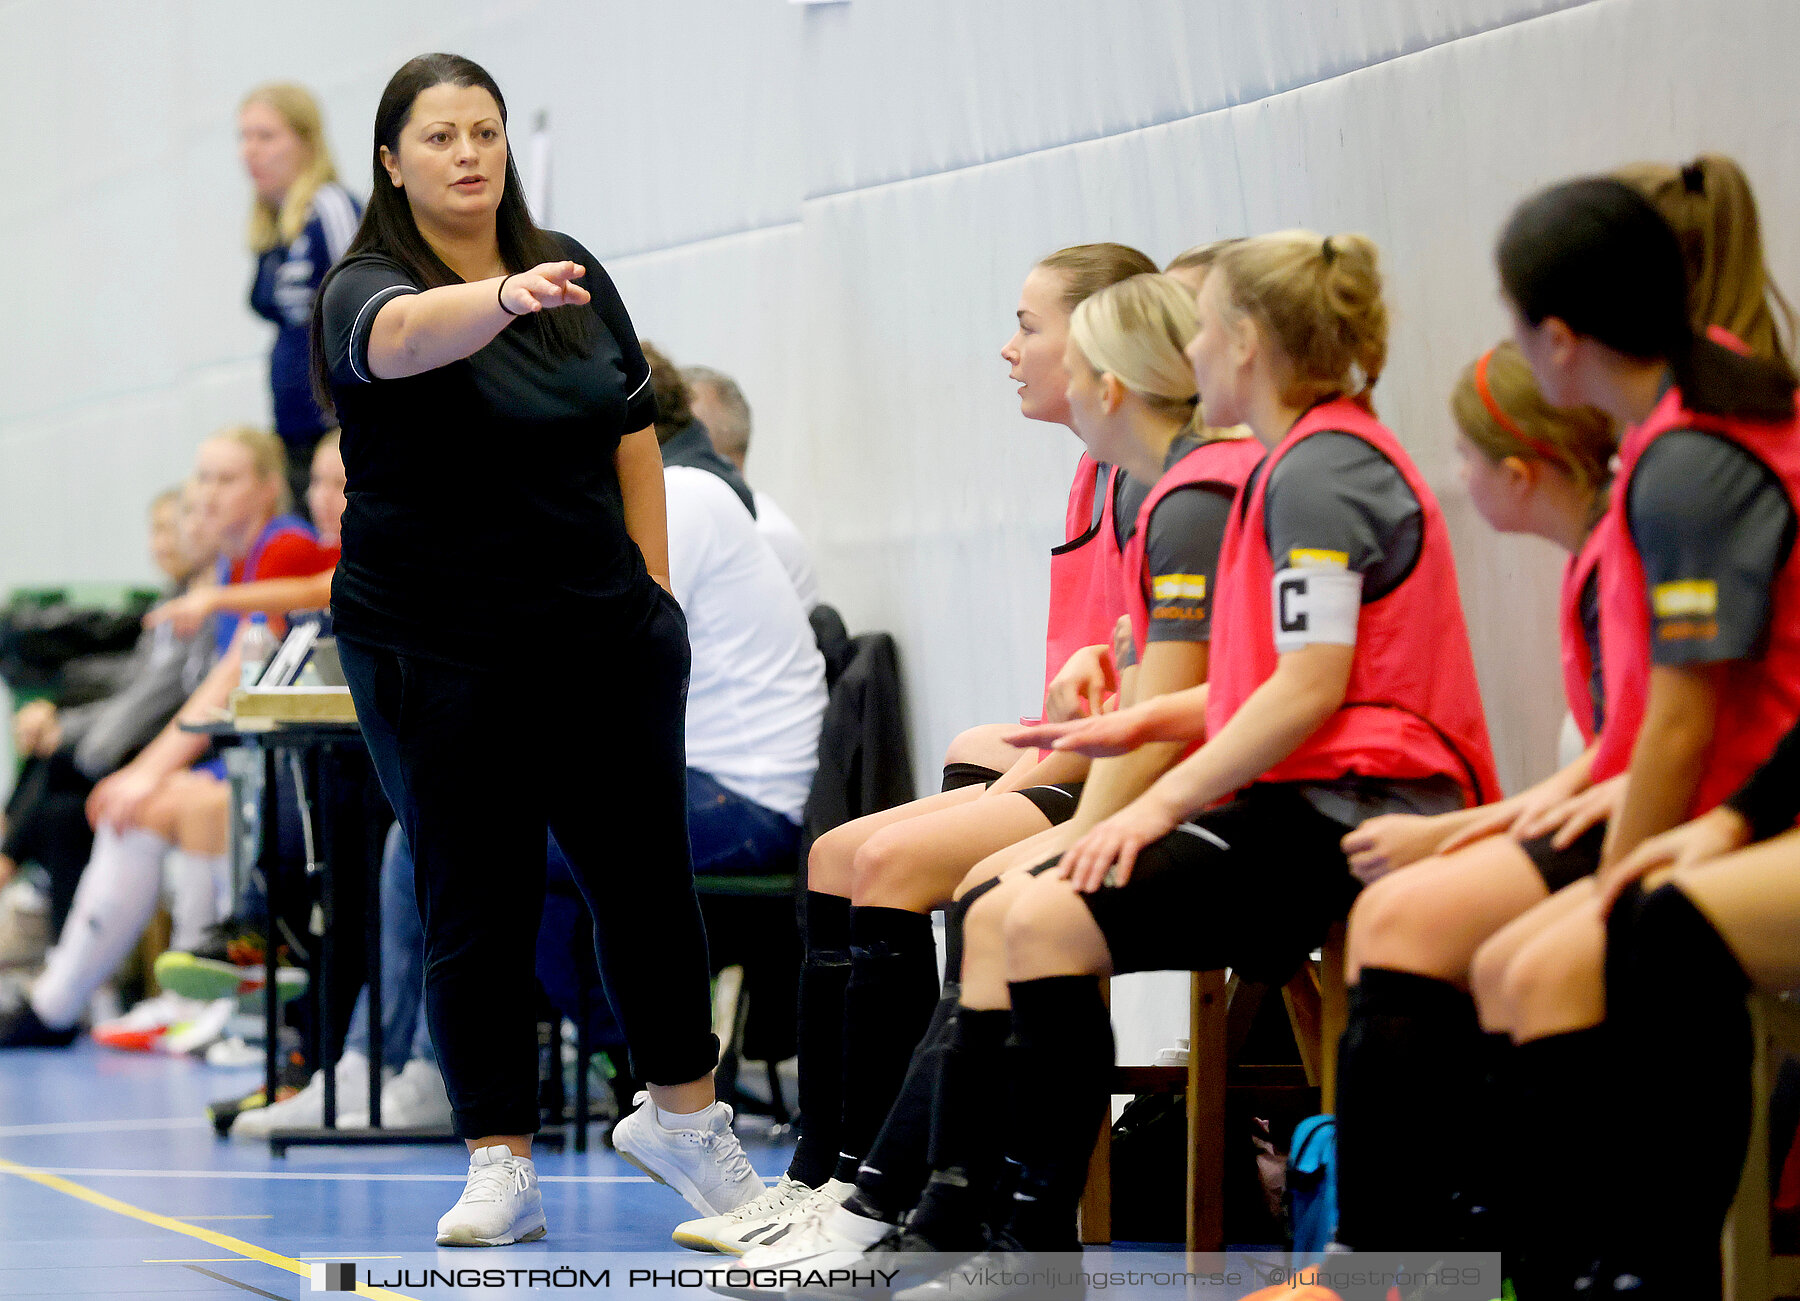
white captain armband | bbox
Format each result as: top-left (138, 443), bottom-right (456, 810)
top-left (1272, 564), bottom-right (1363, 652)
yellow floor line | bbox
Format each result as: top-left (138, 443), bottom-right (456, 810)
top-left (0, 1155), bottom-right (414, 1299)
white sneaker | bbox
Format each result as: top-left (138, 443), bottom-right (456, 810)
top-left (611, 1092), bottom-right (766, 1216)
top-left (229, 1051), bottom-right (384, 1138)
top-left (436, 1144), bottom-right (546, 1247)
top-left (0, 880), bottom-right (49, 972)
top-left (160, 998), bottom-right (236, 1055)
top-left (735, 1201), bottom-right (891, 1271)
top-left (672, 1174), bottom-right (854, 1254)
top-left (205, 1036), bottom-right (263, 1068)
top-left (342, 1058), bottom-right (454, 1129)
top-left (91, 991), bottom-right (211, 1052)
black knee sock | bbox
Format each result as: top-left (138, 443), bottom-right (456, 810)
top-left (832, 906), bottom-right (941, 1183)
top-left (902, 1005), bottom-right (1012, 1245)
top-left (845, 884), bottom-right (1003, 1220)
top-left (1333, 968), bottom-right (1487, 1250)
top-left (1508, 1025), bottom-right (1612, 1298)
top-left (846, 988), bottom-right (960, 1224)
top-left (791, 891), bottom-right (851, 1187)
top-left (942, 881), bottom-right (998, 986)
top-left (941, 763), bottom-right (1001, 794)
top-left (999, 975), bottom-right (1112, 1252)
top-left (1602, 883), bottom-right (1752, 1296)
top-left (1468, 1030), bottom-right (1514, 1247)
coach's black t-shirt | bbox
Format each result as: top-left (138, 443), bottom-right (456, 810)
top-left (320, 233), bottom-right (658, 668)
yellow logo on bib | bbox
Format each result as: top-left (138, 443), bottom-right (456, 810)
top-left (1152, 573), bottom-right (1207, 601)
top-left (1652, 579), bottom-right (1719, 619)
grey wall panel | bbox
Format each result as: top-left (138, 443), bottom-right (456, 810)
top-left (606, 222), bottom-right (810, 518)
top-left (800, 0), bottom-right (1592, 199)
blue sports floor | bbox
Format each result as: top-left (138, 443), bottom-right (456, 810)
top-left (0, 1041), bottom-right (801, 1298)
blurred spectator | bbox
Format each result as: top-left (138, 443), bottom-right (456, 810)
top-left (683, 365), bottom-right (752, 473)
top-left (641, 342), bottom-right (755, 514)
top-left (241, 83), bottom-right (361, 508)
top-left (0, 486), bottom-right (218, 939)
top-left (0, 430), bottom-right (335, 1048)
top-left (145, 431), bottom-right (344, 637)
top-left (664, 464), bottom-right (826, 875)
top-left (678, 360), bottom-right (822, 611)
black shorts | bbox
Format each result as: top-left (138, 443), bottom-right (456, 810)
top-left (1051, 783), bottom-right (1362, 986)
top-left (1017, 782), bottom-right (1085, 826)
top-left (1520, 822), bottom-right (1606, 893)
top-left (941, 762), bottom-right (1005, 793)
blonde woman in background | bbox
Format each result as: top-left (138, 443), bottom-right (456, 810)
top-left (242, 83), bottom-right (361, 506)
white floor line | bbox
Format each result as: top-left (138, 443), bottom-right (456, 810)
top-left (0, 1117), bottom-right (212, 1138)
top-left (171, 1214), bottom-right (274, 1220)
top-left (14, 1167), bottom-right (674, 1183)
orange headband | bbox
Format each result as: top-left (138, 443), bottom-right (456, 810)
top-left (1474, 349), bottom-right (1567, 468)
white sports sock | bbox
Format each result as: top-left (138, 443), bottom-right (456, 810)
top-left (656, 1102), bottom-right (715, 1127)
top-left (164, 850), bottom-right (230, 951)
top-left (31, 827), bottom-right (168, 1028)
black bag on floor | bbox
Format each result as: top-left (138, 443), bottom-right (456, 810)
top-left (1109, 1090), bottom-right (1289, 1245)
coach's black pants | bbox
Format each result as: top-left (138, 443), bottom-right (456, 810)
top-left (338, 587), bottom-right (717, 1138)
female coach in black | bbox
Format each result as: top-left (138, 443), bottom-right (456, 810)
top-left (311, 53), bottom-right (761, 1247)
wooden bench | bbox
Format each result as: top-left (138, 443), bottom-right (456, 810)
top-left (1079, 923), bottom-right (1348, 1249)
top-left (1725, 992), bottom-right (1800, 1301)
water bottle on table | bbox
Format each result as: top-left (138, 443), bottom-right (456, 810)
top-left (239, 612), bottom-right (277, 689)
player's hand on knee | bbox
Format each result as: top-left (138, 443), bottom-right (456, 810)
top-left (1530, 773), bottom-right (1625, 851)
top-left (1055, 794), bottom-right (1178, 893)
top-left (1432, 802), bottom-right (1516, 857)
top-left (1342, 811), bottom-right (1453, 883)
top-left (12, 699), bottom-right (59, 757)
top-left (86, 765), bottom-right (160, 831)
top-left (1505, 765), bottom-right (1598, 843)
top-left (1600, 804), bottom-right (1753, 913)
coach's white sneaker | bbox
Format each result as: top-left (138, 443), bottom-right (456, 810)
top-left (673, 1174), bottom-right (855, 1254)
top-left (612, 1092), bottom-right (765, 1217)
top-left (734, 1200), bottom-right (890, 1271)
top-left (435, 1145), bottom-right (547, 1247)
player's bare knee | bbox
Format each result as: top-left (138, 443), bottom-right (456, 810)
top-left (806, 823), bottom-right (859, 896)
top-left (1497, 932), bottom-right (1602, 1030)
top-left (1469, 933), bottom-right (1517, 1029)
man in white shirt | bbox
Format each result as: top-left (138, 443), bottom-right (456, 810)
top-left (682, 365), bottom-right (821, 611)
top-left (664, 465), bottom-right (827, 873)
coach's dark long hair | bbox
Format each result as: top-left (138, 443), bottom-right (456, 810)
top-left (309, 53), bottom-right (592, 405)
top-left (1497, 177), bottom-right (1795, 421)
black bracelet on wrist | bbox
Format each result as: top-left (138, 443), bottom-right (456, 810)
top-left (498, 273), bottom-right (525, 317)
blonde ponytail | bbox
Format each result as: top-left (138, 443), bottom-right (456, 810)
top-left (1615, 153), bottom-right (1796, 372)
top-left (1213, 231), bottom-right (1388, 409)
